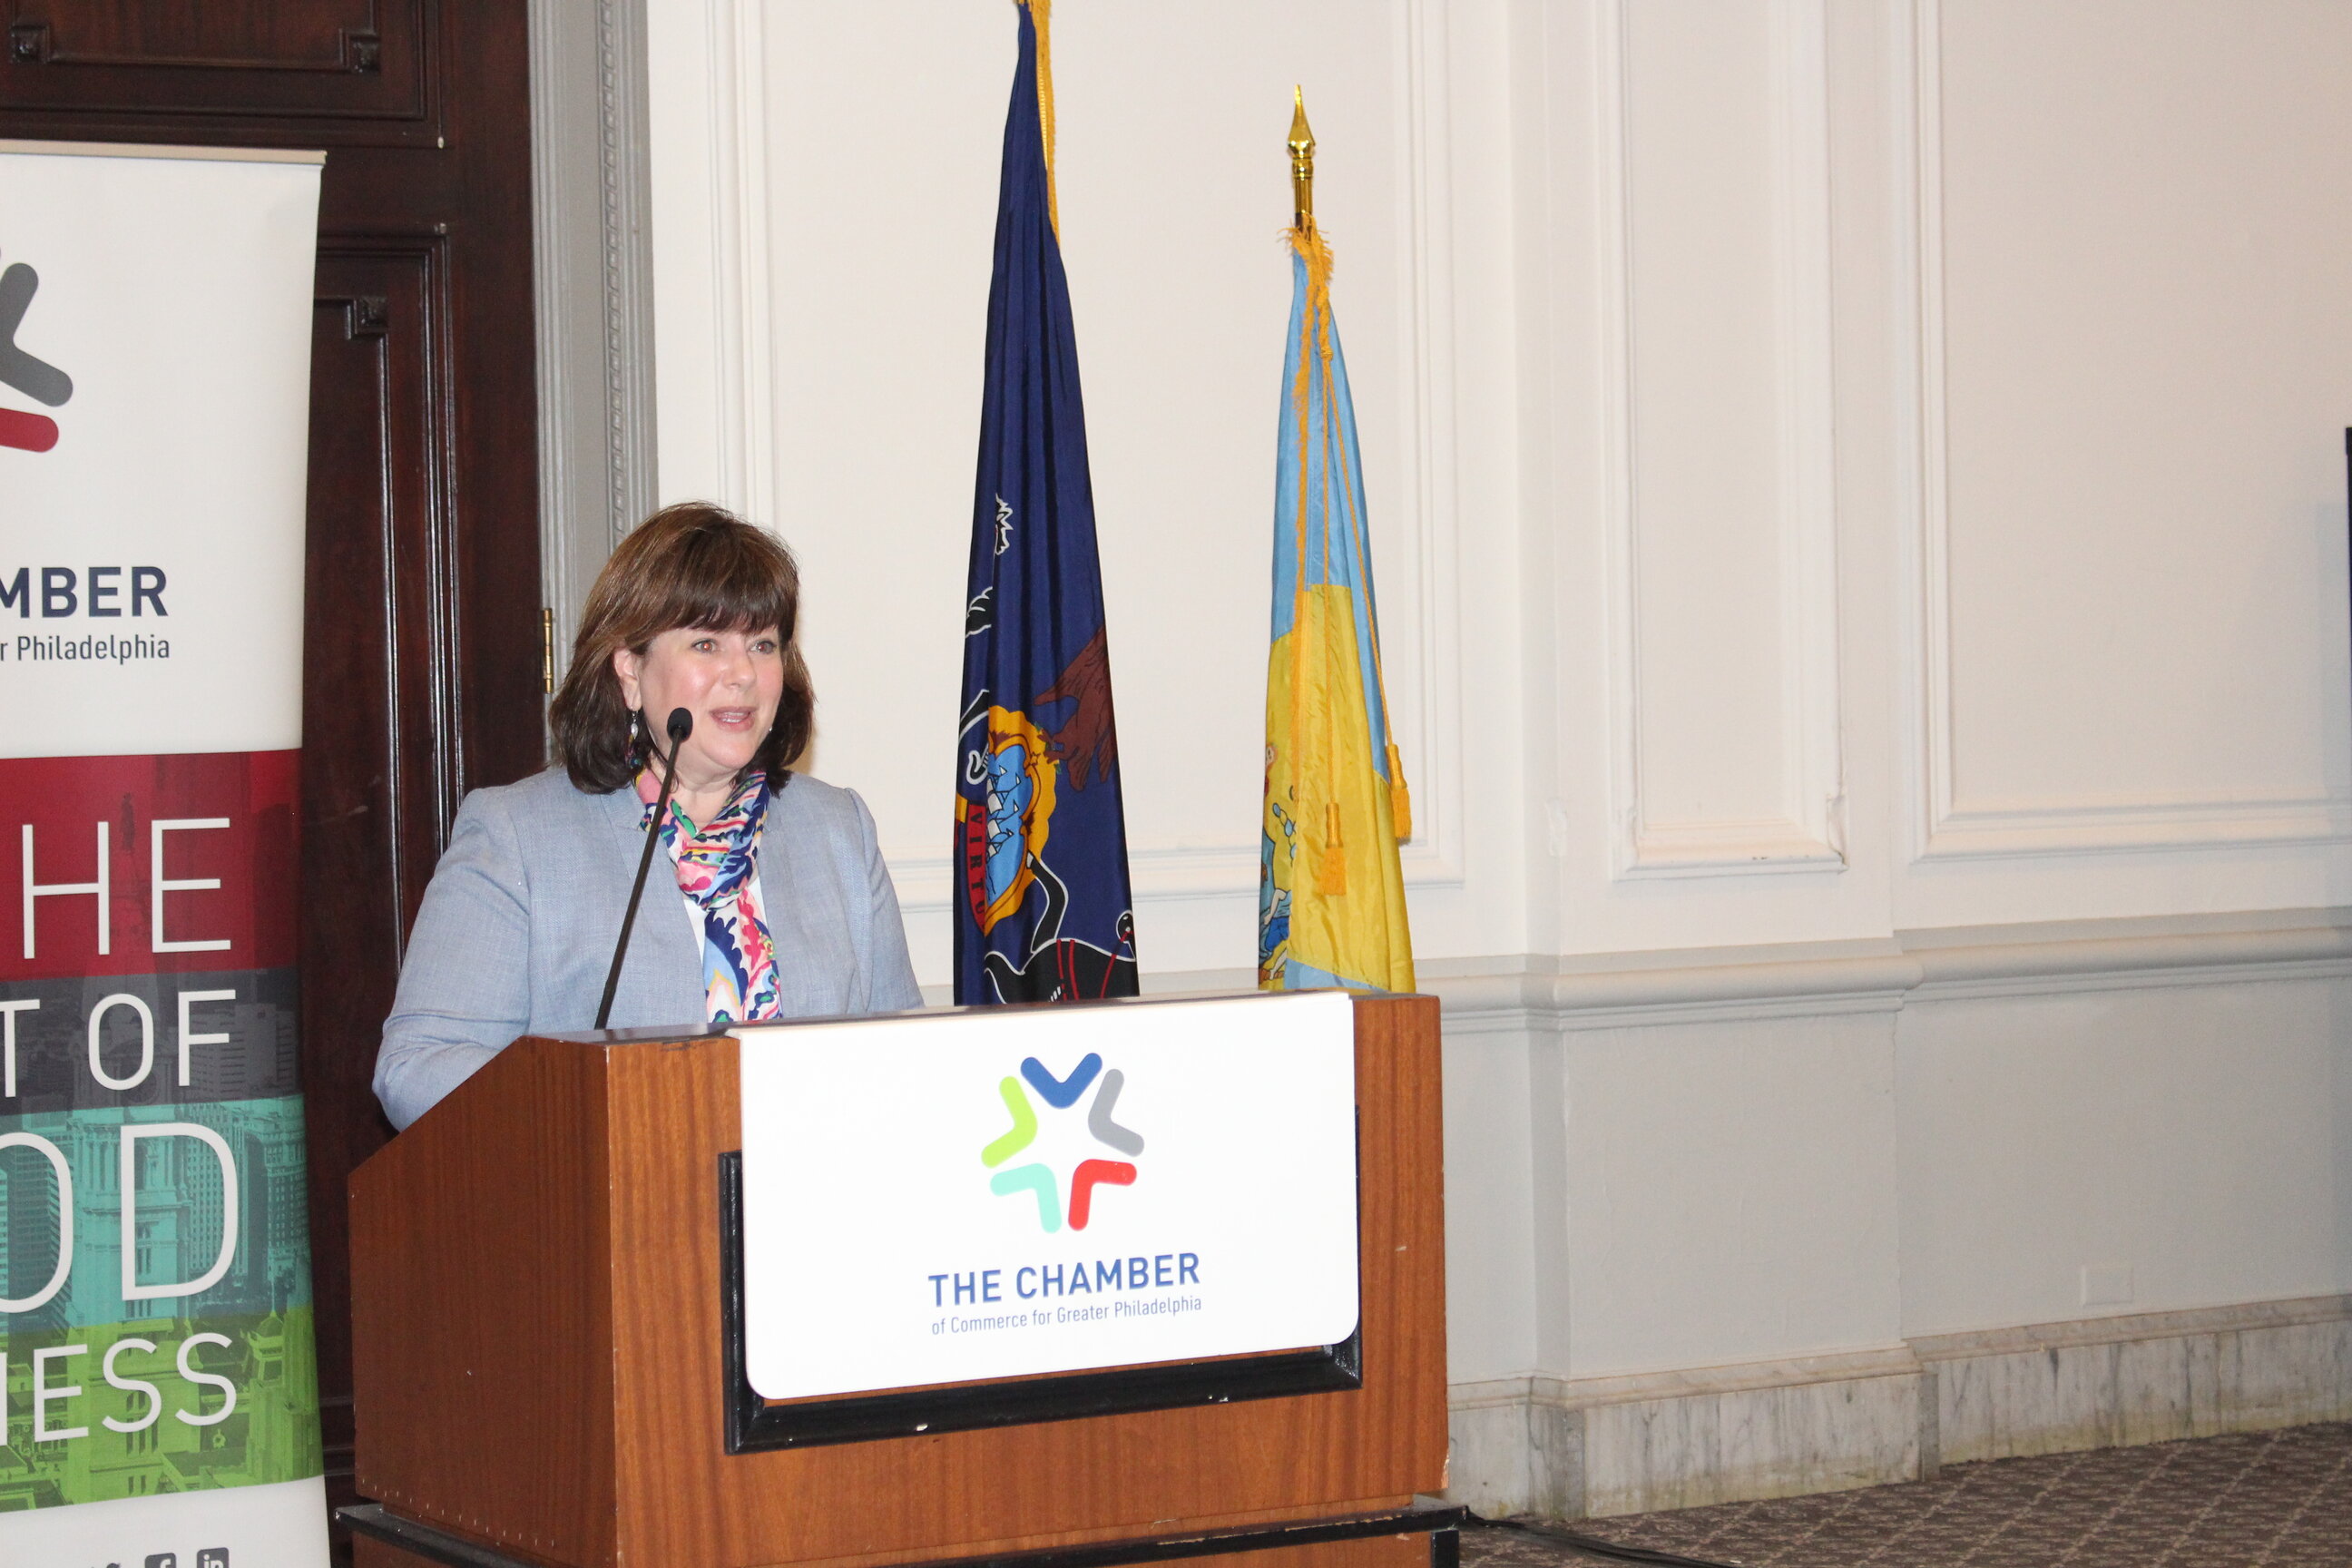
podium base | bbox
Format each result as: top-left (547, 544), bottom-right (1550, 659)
top-left (342, 1500), bottom-right (1465, 1568)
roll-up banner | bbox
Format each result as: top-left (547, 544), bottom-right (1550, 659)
top-left (0, 142), bottom-right (329, 1564)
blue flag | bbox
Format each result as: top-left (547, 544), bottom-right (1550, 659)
top-left (954, 0), bottom-right (1139, 1004)
top-left (1259, 220), bottom-right (1415, 995)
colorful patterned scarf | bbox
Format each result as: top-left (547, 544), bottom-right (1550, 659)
top-left (636, 766), bottom-right (782, 1024)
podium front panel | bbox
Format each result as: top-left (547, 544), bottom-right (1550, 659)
top-left (351, 992), bottom-right (1446, 1568)
top-left (732, 991), bottom-right (1366, 1436)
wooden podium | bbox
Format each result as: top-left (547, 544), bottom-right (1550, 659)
top-left (342, 993), bottom-right (1452, 1568)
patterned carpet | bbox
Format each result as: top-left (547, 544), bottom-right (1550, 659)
top-left (1460, 1421), bottom-right (2352, 1568)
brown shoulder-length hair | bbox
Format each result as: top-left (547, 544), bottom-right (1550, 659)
top-left (550, 502), bottom-right (816, 792)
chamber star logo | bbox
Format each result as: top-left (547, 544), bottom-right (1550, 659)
top-left (0, 255), bottom-right (72, 454)
top-left (980, 1052), bottom-right (1144, 1233)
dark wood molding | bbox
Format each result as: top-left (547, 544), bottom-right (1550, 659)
top-left (0, 1), bottom-right (426, 132)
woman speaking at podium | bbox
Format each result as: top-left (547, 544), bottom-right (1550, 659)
top-left (373, 504), bottom-right (922, 1131)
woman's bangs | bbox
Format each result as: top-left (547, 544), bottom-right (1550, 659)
top-left (646, 543), bottom-right (793, 641)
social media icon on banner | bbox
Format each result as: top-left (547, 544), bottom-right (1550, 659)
top-left (198, 1551), bottom-right (230, 1568)
top-left (143, 1553), bottom-right (177, 1568)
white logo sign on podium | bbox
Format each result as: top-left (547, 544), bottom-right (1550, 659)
top-left (736, 990), bottom-right (1360, 1402)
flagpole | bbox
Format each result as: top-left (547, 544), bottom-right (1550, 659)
top-left (1289, 86), bottom-right (1316, 232)
top-left (1262, 83), bottom-right (1417, 991)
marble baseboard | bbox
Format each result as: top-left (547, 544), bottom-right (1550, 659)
top-left (1578, 1365), bottom-right (1923, 1517)
top-left (1449, 1295), bottom-right (2352, 1519)
top-left (1447, 1389), bottom-right (1585, 1519)
top-left (1446, 1349), bottom-right (1926, 1519)
top-left (1915, 1294), bottom-right (2352, 1464)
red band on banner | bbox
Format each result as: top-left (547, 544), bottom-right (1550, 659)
top-left (0, 750), bottom-right (299, 981)
top-left (0, 407), bottom-right (61, 453)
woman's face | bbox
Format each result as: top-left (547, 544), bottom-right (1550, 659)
top-left (612, 624), bottom-right (786, 788)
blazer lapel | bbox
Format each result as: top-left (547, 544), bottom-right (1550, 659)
top-left (755, 774), bottom-right (846, 1019)
top-left (599, 783), bottom-right (708, 1029)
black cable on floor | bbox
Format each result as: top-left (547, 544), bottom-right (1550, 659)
top-left (1463, 1511), bottom-right (1749, 1568)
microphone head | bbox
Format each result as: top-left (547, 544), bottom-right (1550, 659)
top-left (665, 707), bottom-right (694, 744)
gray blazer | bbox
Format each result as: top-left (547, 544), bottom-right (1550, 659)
top-left (374, 765), bottom-right (922, 1131)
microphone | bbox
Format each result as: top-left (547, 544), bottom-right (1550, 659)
top-left (595, 707), bottom-right (693, 1030)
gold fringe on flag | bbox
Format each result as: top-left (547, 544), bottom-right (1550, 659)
top-left (1018, 0), bottom-right (1060, 240)
top-left (1280, 220), bottom-right (1414, 852)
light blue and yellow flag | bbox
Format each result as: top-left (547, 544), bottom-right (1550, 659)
top-left (1259, 100), bottom-right (1414, 995)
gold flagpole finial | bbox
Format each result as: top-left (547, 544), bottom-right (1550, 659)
top-left (1289, 85), bottom-right (1317, 231)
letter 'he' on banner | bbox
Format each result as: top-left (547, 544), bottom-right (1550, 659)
top-left (0, 142), bottom-right (332, 1564)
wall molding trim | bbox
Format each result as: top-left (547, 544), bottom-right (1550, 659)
top-left (1449, 1292), bottom-right (2352, 1518)
top-left (1597, 0), bottom-right (1847, 880)
top-left (1116, 908), bottom-right (2352, 1032)
top-left (1388, 0), bottom-right (1469, 897)
top-left (710, 0), bottom-right (776, 527)
top-left (1899, 0), bottom-right (2352, 863)
top-left (1115, 908), bottom-right (2352, 1028)
top-left (594, 0), bottom-right (661, 547)
top-left (1908, 1293), bottom-right (2352, 1363)
top-left (1527, 1344), bottom-right (1923, 1410)
top-left (528, 0), bottom-right (661, 680)
top-left (1898, 914), bottom-right (2352, 1001)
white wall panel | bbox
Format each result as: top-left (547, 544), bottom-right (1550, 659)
top-left (1909, 0), bottom-right (2352, 865)
top-left (1602, 0), bottom-right (1845, 878)
top-left (1528, 0), bottom-right (1887, 956)
top-left (1443, 1023), bottom-right (1543, 1384)
top-left (646, 0), bottom-right (771, 518)
top-left (1898, 977), bottom-right (2352, 1336)
top-left (1563, 1011), bottom-right (1902, 1374)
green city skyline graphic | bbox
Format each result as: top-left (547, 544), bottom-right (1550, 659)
top-left (0, 1095), bottom-right (323, 1508)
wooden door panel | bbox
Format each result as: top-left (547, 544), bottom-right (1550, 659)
top-left (309, 245), bottom-right (467, 927)
top-left (3, 0), bottom-right (430, 135)
top-left (303, 246), bottom-right (463, 1484)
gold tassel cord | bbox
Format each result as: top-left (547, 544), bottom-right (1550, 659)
top-left (1387, 742), bottom-right (1412, 840)
top-left (1317, 800), bottom-right (1348, 896)
top-left (1289, 225), bottom-right (1318, 737)
top-left (1020, 0), bottom-right (1060, 240)
top-left (1286, 219), bottom-right (1412, 848)
top-left (1321, 274), bottom-right (1411, 845)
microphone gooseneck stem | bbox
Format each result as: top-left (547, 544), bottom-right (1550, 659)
top-left (595, 708), bottom-right (693, 1030)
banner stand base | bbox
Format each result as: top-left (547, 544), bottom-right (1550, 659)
top-left (340, 1499), bottom-right (1465, 1568)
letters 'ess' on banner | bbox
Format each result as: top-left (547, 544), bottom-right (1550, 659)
top-left (0, 143), bottom-right (330, 1565)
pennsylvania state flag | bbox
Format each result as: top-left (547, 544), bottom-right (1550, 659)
top-left (955, 0), bottom-right (1139, 1004)
top-left (1259, 220), bottom-right (1416, 994)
